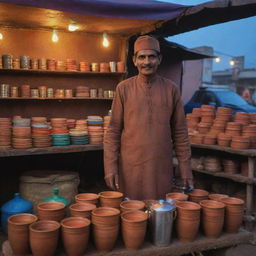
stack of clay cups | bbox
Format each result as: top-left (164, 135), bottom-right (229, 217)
top-left (20, 85), bottom-right (30, 98)
top-left (67, 119), bottom-right (76, 129)
top-left (200, 105), bottom-right (215, 125)
top-left (225, 122), bottom-right (242, 137)
top-left (186, 113), bottom-right (200, 130)
top-left (234, 112), bottom-right (250, 126)
top-left (210, 107), bottom-right (230, 135)
top-left (0, 117), bottom-right (12, 149)
top-left (69, 129), bottom-right (89, 145)
top-left (56, 60), bottom-right (66, 71)
top-left (250, 113), bottom-right (256, 124)
top-left (242, 124), bottom-right (256, 148)
top-left (99, 63), bottom-right (110, 72)
top-left (66, 59), bottom-right (77, 71)
top-left (50, 118), bottom-right (70, 146)
top-left (87, 116), bottom-right (104, 145)
top-left (47, 59), bottom-right (56, 71)
top-left (31, 117), bottom-right (51, 148)
top-left (79, 61), bottom-right (90, 72)
top-left (75, 119), bottom-right (88, 130)
top-left (12, 117), bottom-right (32, 149)
top-left (76, 86), bottom-right (90, 98)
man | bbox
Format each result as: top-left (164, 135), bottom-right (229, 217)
top-left (104, 35), bottom-right (193, 200)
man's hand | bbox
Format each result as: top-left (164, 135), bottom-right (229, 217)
top-left (104, 173), bottom-right (119, 191)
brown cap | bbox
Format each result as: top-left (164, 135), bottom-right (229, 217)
top-left (134, 35), bottom-right (160, 54)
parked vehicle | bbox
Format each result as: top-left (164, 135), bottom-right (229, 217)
top-left (184, 87), bottom-right (256, 114)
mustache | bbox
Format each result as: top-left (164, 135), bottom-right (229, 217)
top-left (141, 65), bottom-right (153, 68)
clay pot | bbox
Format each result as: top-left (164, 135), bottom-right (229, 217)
top-left (231, 136), bottom-right (250, 150)
top-left (121, 210), bottom-right (148, 250)
top-left (75, 193), bottom-right (99, 205)
top-left (93, 223), bottom-right (119, 252)
top-left (201, 115), bottom-right (214, 123)
top-left (120, 200), bottom-right (145, 213)
top-left (99, 191), bottom-right (123, 209)
top-left (29, 220), bottom-right (60, 256)
top-left (190, 134), bottom-right (205, 144)
top-left (61, 217), bottom-right (91, 256)
top-left (208, 193), bottom-right (229, 202)
top-left (197, 122), bottom-right (211, 134)
top-left (204, 156), bottom-right (221, 172)
top-left (222, 159), bottom-right (240, 174)
top-left (37, 202), bottom-right (66, 222)
top-left (8, 213), bottom-right (38, 256)
top-left (188, 189), bottom-right (209, 203)
top-left (166, 192), bottom-right (188, 202)
top-left (69, 203), bottom-right (96, 219)
top-left (175, 201), bottom-right (201, 242)
top-left (203, 133), bottom-right (217, 145)
top-left (92, 207), bottom-right (120, 226)
top-left (221, 197), bottom-right (244, 233)
top-left (201, 105), bottom-right (215, 111)
top-left (217, 107), bottom-right (232, 115)
top-left (199, 200), bottom-right (225, 238)
top-left (217, 133), bottom-right (231, 147)
top-left (192, 108), bottom-right (201, 117)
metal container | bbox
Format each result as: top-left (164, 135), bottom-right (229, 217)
top-left (2, 54), bottom-right (13, 69)
top-left (90, 88), bottom-right (97, 98)
top-left (149, 199), bottom-right (176, 247)
top-left (0, 84), bottom-right (10, 98)
top-left (109, 61), bottom-right (117, 72)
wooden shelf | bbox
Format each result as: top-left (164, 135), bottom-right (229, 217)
top-left (0, 97), bottom-right (113, 101)
top-left (191, 143), bottom-right (256, 157)
top-left (0, 144), bottom-right (103, 157)
top-left (0, 68), bottom-right (126, 77)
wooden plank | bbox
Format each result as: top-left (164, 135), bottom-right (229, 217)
top-left (0, 69), bottom-right (126, 77)
top-left (0, 144), bottom-right (103, 157)
top-left (191, 143), bottom-right (256, 157)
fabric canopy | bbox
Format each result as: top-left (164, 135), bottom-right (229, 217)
top-left (0, 0), bottom-right (191, 20)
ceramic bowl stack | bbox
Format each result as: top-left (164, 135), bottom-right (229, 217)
top-left (67, 119), bottom-right (76, 129)
top-left (0, 117), bottom-right (12, 149)
top-left (69, 129), bottom-right (89, 145)
top-left (76, 86), bottom-right (90, 98)
top-left (12, 117), bottom-right (32, 149)
top-left (75, 120), bottom-right (88, 130)
top-left (31, 117), bottom-right (51, 148)
top-left (103, 116), bottom-right (111, 136)
top-left (66, 59), bottom-right (77, 71)
top-left (50, 118), bottom-right (70, 146)
top-left (87, 116), bottom-right (104, 145)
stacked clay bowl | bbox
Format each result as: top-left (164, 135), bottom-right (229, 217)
top-left (225, 122), bottom-right (242, 137)
top-left (250, 113), bottom-right (256, 124)
top-left (0, 117), bottom-right (12, 149)
top-left (242, 124), bottom-right (256, 148)
top-left (79, 61), bottom-right (90, 72)
top-left (217, 133), bottom-right (232, 147)
top-left (69, 129), bottom-right (89, 145)
top-left (66, 59), bottom-right (77, 71)
top-left (12, 118), bottom-right (32, 149)
top-left (231, 136), bottom-right (250, 150)
top-left (51, 118), bottom-right (70, 146)
top-left (203, 156), bottom-right (221, 172)
top-left (222, 158), bottom-right (240, 174)
top-left (75, 119), bottom-right (88, 130)
top-left (203, 133), bottom-right (217, 145)
top-left (188, 189), bottom-right (209, 204)
top-left (32, 119), bottom-right (51, 148)
top-left (186, 113), bottom-right (200, 130)
top-left (100, 62), bottom-right (110, 72)
top-left (215, 107), bottom-right (232, 123)
top-left (67, 119), bottom-right (76, 129)
top-left (234, 112), bottom-right (250, 126)
top-left (87, 116), bottom-right (104, 145)
top-left (76, 86), bottom-right (89, 98)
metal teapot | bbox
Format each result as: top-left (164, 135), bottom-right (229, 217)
top-left (148, 199), bottom-right (176, 247)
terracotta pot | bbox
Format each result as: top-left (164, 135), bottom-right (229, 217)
top-left (29, 220), bottom-right (60, 256)
top-left (192, 108), bottom-right (201, 117)
top-left (75, 193), bottom-right (99, 205)
top-left (188, 189), bottom-right (209, 203)
top-left (93, 223), bottom-right (119, 252)
top-left (99, 191), bottom-right (123, 209)
top-left (222, 159), bottom-right (240, 174)
top-left (197, 123), bottom-right (211, 134)
top-left (8, 213), bottom-right (38, 256)
top-left (204, 156), bottom-right (221, 172)
top-left (217, 133), bottom-right (231, 147)
top-left (61, 217), bottom-right (91, 256)
top-left (201, 105), bottom-right (215, 111)
top-left (208, 193), bottom-right (229, 202)
top-left (203, 134), bottom-right (217, 145)
top-left (175, 201), bottom-right (201, 242)
top-left (166, 192), bottom-right (188, 202)
top-left (121, 210), bottom-right (148, 250)
top-left (199, 200), bottom-right (225, 238)
top-left (190, 134), bottom-right (205, 144)
top-left (225, 128), bottom-right (241, 137)
top-left (231, 136), bottom-right (250, 150)
top-left (217, 107), bottom-right (232, 115)
top-left (221, 197), bottom-right (244, 233)
top-left (120, 200), bottom-right (145, 213)
top-left (37, 202), bottom-right (66, 222)
top-left (201, 115), bottom-right (214, 123)
top-left (69, 203), bottom-right (96, 219)
top-left (92, 207), bottom-right (120, 226)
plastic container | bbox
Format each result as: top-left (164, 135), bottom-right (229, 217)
top-left (43, 188), bottom-right (69, 206)
top-left (1, 193), bottom-right (33, 233)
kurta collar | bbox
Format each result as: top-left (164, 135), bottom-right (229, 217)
top-left (137, 73), bottom-right (158, 87)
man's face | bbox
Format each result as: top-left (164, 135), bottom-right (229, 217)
top-left (133, 49), bottom-right (162, 76)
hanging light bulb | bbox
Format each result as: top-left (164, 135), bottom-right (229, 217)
top-left (229, 60), bottom-right (235, 66)
top-left (0, 33), bottom-right (3, 40)
top-left (68, 23), bottom-right (79, 32)
top-left (215, 57), bottom-right (221, 63)
top-left (102, 32), bottom-right (109, 48)
top-left (52, 29), bottom-right (59, 42)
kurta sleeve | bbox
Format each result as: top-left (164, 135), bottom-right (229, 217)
top-left (103, 84), bottom-right (124, 179)
top-left (170, 85), bottom-right (193, 180)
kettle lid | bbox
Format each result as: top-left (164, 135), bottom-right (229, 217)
top-left (152, 199), bottom-right (176, 211)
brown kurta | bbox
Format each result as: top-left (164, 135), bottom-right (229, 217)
top-left (104, 74), bottom-right (192, 200)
